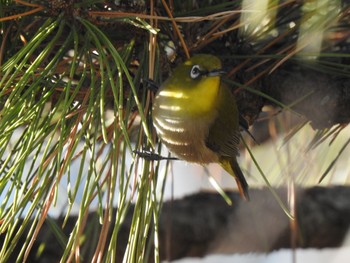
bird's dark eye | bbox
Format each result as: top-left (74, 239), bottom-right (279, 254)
top-left (190, 65), bottom-right (202, 79)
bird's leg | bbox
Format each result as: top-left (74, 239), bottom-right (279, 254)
top-left (133, 149), bottom-right (178, 161)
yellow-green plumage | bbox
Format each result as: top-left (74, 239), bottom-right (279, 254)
top-left (152, 54), bottom-right (249, 199)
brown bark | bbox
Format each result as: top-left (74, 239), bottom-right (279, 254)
top-left (4, 186), bottom-right (350, 262)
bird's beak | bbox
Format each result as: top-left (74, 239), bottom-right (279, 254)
top-left (207, 69), bottom-right (226, 77)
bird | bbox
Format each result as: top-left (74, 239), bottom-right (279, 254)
top-left (152, 54), bottom-right (249, 200)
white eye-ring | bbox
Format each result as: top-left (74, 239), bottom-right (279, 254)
top-left (190, 65), bottom-right (202, 79)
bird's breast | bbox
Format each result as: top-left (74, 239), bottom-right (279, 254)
top-left (152, 92), bottom-right (219, 163)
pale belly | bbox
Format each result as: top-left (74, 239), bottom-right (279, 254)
top-left (153, 114), bottom-right (219, 164)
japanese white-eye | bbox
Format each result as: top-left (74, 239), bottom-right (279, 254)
top-left (152, 54), bottom-right (249, 200)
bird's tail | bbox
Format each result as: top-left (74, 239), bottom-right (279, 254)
top-left (220, 158), bottom-right (249, 200)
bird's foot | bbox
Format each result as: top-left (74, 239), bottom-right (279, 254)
top-left (133, 149), bottom-right (178, 161)
top-left (142, 78), bottom-right (159, 92)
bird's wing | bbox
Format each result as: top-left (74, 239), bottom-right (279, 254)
top-left (205, 83), bottom-right (241, 157)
